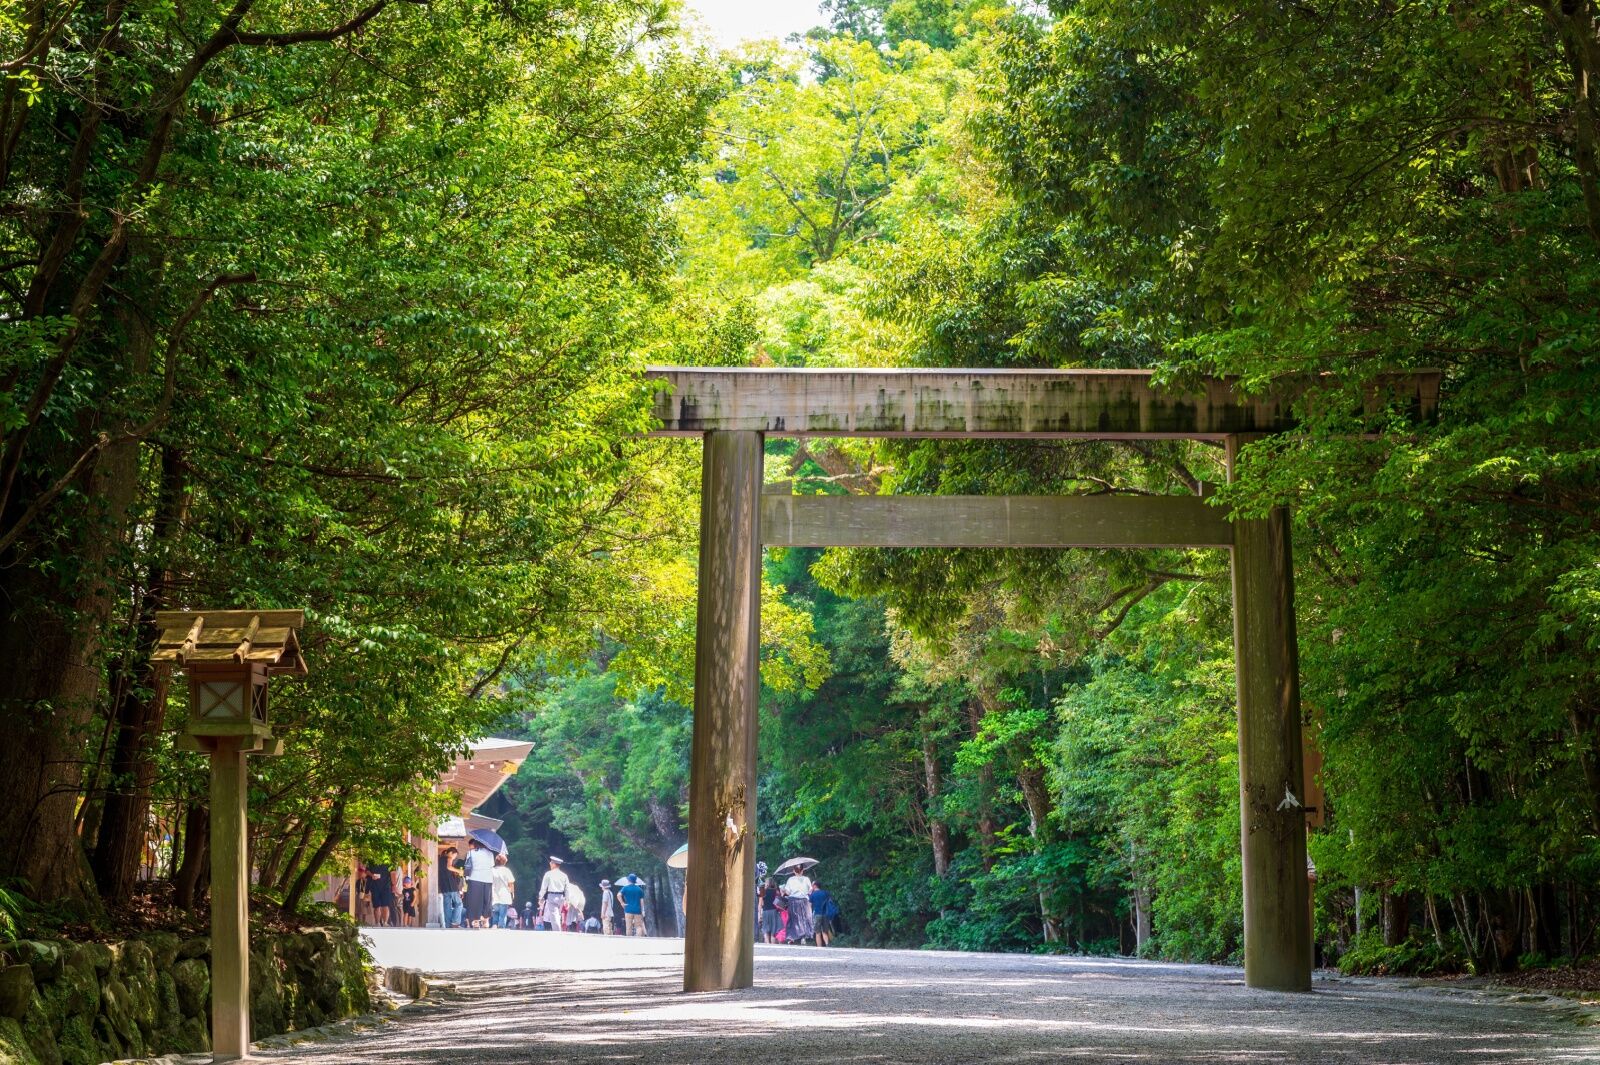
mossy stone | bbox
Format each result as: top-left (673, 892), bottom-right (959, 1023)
top-left (77, 946), bottom-right (112, 980)
top-left (0, 967), bottom-right (32, 1021)
top-left (98, 978), bottom-right (141, 1055)
top-left (139, 933), bottom-right (181, 971)
top-left (170, 959), bottom-right (208, 1018)
top-left (0, 1017), bottom-right (43, 1065)
top-left (169, 1014), bottom-right (209, 1055)
top-left (49, 960), bottom-right (96, 1022)
top-left (249, 948), bottom-right (286, 1037)
top-left (52, 1013), bottom-right (96, 1065)
top-left (10, 945), bottom-right (60, 986)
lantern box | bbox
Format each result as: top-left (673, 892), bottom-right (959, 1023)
top-left (153, 610), bottom-right (307, 747)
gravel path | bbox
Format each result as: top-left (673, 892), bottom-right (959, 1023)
top-left (253, 930), bottom-right (1600, 1064)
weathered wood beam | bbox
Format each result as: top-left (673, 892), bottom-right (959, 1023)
top-left (647, 367), bottom-right (1441, 441)
top-left (761, 494), bottom-right (1232, 549)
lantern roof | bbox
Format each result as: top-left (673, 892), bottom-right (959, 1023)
top-left (152, 609), bottom-right (308, 676)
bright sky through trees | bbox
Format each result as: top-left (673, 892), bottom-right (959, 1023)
top-left (683, 0), bottom-right (824, 45)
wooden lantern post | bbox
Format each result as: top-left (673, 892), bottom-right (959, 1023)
top-left (153, 610), bottom-right (308, 1063)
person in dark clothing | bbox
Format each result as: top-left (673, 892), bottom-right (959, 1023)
top-left (759, 877), bottom-right (784, 944)
top-left (809, 880), bottom-right (837, 946)
top-left (439, 846), bottom-right (464, 928)
top-left (367, 863), bottom-right (394, 927)
top-left (401, 876), bottom-right (417, 927)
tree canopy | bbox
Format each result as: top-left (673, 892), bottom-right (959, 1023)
top-left (4, 0), bottom-right (1598, 987)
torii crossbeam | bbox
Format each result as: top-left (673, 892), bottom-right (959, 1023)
top-left (649, 366), bottom-right (1441, 995)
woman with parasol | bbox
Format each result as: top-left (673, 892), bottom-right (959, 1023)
top-left (777, 858), bottom-right (818, 944)
top-left (463, 828), bottom-right (504, 929)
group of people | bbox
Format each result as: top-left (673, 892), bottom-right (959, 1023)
top-left (367, 842), bottom-right (839, 942)
top-left (354, 863), bottom-right (419, 927)
top-left (757, 861), bottom-right (840, 946)
top-left (435, 846), bottom-right (651, 934)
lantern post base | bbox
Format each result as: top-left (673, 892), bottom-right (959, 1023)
top-left (209, 737), bottom-right (252, 1061)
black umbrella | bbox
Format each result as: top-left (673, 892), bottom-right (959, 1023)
top-left (468, 827), bottom-right (507, 855)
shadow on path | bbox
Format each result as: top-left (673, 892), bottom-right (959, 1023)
top-left (256, 933), bottom-right (1600, 1065)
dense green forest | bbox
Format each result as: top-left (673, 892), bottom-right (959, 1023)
top-left (3, 0), bottom-right (1598, 981)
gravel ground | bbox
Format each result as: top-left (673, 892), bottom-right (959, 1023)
top-left (250, 930), bottom-right (1600, 1065)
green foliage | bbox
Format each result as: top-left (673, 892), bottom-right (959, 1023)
top-left (13, 0), bottom-right (1595, 971)
top-left (1337, 932), bottom-right (1473, 979)
top-left (0, 882), bottom-right (26, 946)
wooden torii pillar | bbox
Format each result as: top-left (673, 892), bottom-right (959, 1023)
top-left (653, 367), bottom-right (1439, 995)
top-left (683, 430), bottom-right (763, 991)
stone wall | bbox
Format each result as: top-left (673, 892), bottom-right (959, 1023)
top-left (0, 925), bottom-right (371, 1065)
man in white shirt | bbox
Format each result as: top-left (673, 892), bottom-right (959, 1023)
top-left (490, 853), bottom-right (516, 928)
top-left (538, 856), bottom-right (570, 931)
top-left (598, 879), bottom-right (615, 935)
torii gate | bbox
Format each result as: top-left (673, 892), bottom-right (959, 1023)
top-left (650, 366), bottom-right (1440, 995)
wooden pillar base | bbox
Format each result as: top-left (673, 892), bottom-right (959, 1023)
top-left (210, 739), bottom-right (251, 1059)
top-left (683, 430), bottom-right (762, 992)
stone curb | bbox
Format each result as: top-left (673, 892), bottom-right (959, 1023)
top-left (103, 970), bottom-right (457, 1065)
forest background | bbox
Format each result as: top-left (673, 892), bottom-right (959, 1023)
top-left (2, 0), bottom-right (1598, 978)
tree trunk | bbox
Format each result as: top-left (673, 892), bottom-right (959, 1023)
top-left (272, 819), bottom-right (317, 895)
top-left (921, 729), bottom-right (952, 878)
top-left (966, 697), bottom-right (997, 868)
top-left (0, 256), bottom-right (163, 905)
top-left (91, 447), bottom-right (187, 903)
top-left (173, 802), bottom-right (208, 910)
top-left (282, 798), bottom-right (347, 915)
top-left (1132, 887), bottom-right (1152, 954)
top-left (1381, 892), bottom-right (1409, 947)
top-left (0, 427), bottom-right (142, 906)
top-left (1567, 704), bottom-right (1600, 835)
top-left (643, 876), bottom-right (660, 936)
top-left (1425, 894), bottom-right (1445, 948)
top-left (667, 866), bottom-right (686, 938)
top-left (1017, 763), bottom-right (1061, 944)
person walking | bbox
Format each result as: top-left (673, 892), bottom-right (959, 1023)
top-left (782, 865), bottom-right (815, 944)
top-left (354, 864), bottom-right (371, 925)
top-left (754, 861), bottom-right (769, 937)
top-left (439, 846), bottom-right (464, 929)
top-left (367, 863), bottom-right (395, 928)
top-left (463, 838), bottom-right (496, 928)
top-left (598, 879), bottom-right (616, 935)
top-left (522, 899), bottom-right (537, 929)
top-left (401, 875), bottom-right (417, 928)
top-left (538, 856), bottom-right (570, 931)
top-left (619, 874), bottom-right (647, 937)
top-left (809, 880), bottom-right (837, 946)
top-left (491, 853), bottom-right (517, 928)
top-left (759, 877), bottom-right (784, 944)
top-left (564, 881), bottom-right (587, 931)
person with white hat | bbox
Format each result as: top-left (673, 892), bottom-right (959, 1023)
top-left (538, 856), bottom-right (570, 931)
top-left (598, 878), bottom-right (616, 935)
